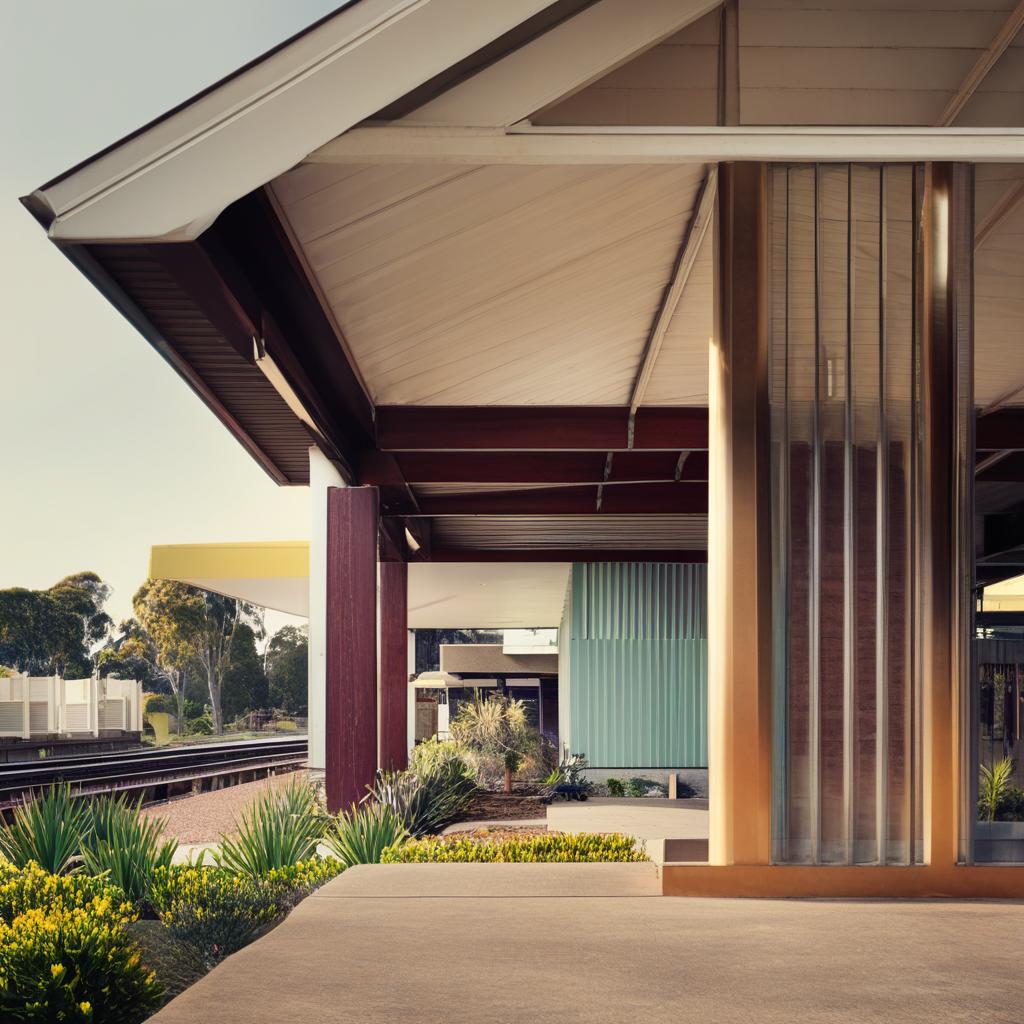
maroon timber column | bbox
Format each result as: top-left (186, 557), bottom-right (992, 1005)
top-left (379, 559), bottom-right (409, 772)
top-left (325, 486), bottom-right (378, 813)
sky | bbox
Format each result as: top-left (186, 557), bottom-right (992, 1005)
top-left (0, 0), bottom-right (340, 628)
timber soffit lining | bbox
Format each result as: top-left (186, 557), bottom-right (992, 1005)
top-left (85, 245), bottom-right (315, 485)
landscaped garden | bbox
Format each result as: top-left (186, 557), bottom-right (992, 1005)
top-left (0, 695), bottom-right (647, 1020)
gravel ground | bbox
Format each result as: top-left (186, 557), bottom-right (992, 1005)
top-left (141, 771), bottom-right (309, 843)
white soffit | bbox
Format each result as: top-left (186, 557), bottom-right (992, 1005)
top-left (407, 562), bottom-right (570, 629)
top-left (28, 0), bottom-right (555, 241)
top-left (975, 163), bottom-right (1024, 410)
top-left (271, 160), bottom-right (708, 405)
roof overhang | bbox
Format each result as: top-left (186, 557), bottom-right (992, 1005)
top-left (149, 542), bottom-right (310, 616)
top-left (23, 0), bottom-right (557, 242)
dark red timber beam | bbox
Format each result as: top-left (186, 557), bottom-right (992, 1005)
top-left (425, 548), bottom-right (708, 563)
top-left (409, 482), bottom-right (707, 516)
top-left (198, 189), bottom-right (376, 462)
top-left (325, 487), bottom-right (378, 812)
top-left (375, 406), bottom-right (708, 451)
top-left (359, 449), bottom-right (708, 485)
top-left (977, 408), bottom-right (1024, 451)
top-left (378, 560), bottom-right (408, 773)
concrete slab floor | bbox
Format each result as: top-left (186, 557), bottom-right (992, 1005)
top-left (149, 864), bottom-right (1024, 1024)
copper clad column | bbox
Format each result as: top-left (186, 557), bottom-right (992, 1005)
top-left (325, 486), bottom-right (379, 813)
top-left (708, 162), bottom-right (773, 865)
top-left (920, 163), bottom-right (973, 867)
top-left (379, 559), bottom-right (409, 772)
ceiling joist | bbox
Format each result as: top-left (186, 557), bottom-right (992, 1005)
top-left (936, 0), bottom-right (1024, 127)
top-left (309, 124), bottom-right (1024, 166)
top-left (628, 168), bottom-right (717, 427)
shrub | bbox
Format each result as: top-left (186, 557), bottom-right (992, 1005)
top-left (0, 785), bottom-right (90, 874)
top-left (260, 857), bottom-right (344, 913)
top-left (409, 738), bottom-right (471, 777)
top-left (150, 865), bottom-right (280, 963)
top-left (149, 858), bottom-right (342, 964)
top-left (216, 778), bottom-right (325, 876)
top-left (79, 795), bottom-right (177, 903)
top-left (996, 785), bottom-right (1024, 822)
top-left (0, 891), bottom-right (160, 1023)
top-left (606, 778), bottom-right (625, 797)
top-left (366, 761), bottom-right (476, 838)
top-left (382, 832), bottom-right (648, 864)
top-left (625, 777), bottom-right (667, 798)
top-left (0, 860), bottom-right (130, 926)
top-left (324, 803), bottom-right (408, 867)
top-left (979, 757), bottom-right (1014, 822)
top-left (450, 695), bottom-right (539, 793)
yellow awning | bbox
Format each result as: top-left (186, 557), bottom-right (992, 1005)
top-left (149, 541), bottom-right (310, 616)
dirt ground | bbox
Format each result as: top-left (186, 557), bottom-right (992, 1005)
top-left (141, 771), bottom-right (307, 843)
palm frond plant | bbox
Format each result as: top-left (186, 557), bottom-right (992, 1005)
top-left (366, 760), bottom-right (476, 838)
top-left (79, 794), bottom-right (178, 903)
top-left (979, 757), bottom-right (1015, 822)
top-left (323, 803), bottom-right (408, 867)
top-left (216, 777), bottom-right (325, 876)
top-left (0, 784), bottom-right (89, 874)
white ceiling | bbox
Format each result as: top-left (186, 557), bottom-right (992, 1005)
top-left (408, 562), bottom-right (570, 628)
top-left (272, 160), bottom-right (710, 407)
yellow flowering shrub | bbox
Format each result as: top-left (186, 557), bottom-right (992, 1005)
top-left (0, 897), bottom-right (162, 1022)
top-left (148, 858), bottom-right (342, 963)
top-left (381, 832), bottom-right (648, 863)
top-left (0, 860), bottom-right (131, 926)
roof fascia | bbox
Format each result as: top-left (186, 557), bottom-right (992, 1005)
top-left (25, 0), bottom-right (556, 243)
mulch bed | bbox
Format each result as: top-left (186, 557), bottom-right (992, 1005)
top-left (459, 792), bottom-right (548, 821)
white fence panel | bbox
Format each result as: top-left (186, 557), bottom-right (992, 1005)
top-left (0, 675), bottom-right (143, 740)
top-left (0, 673), bottom-right (30, 738)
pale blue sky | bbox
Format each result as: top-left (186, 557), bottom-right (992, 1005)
top-left (0, 1), bottom-right (340, 624)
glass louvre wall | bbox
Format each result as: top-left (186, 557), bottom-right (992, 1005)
top-left (769, 164), bottom-right (924, 865)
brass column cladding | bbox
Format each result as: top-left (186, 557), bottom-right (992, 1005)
top-left (709, 163), bottom-right (773, 866)
top-left (920, 163), bottom-right (973, 867)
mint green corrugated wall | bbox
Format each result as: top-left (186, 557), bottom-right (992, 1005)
top-left (569, 563), bottom-right (707, 768)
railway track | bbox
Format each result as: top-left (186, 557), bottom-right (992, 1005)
top-left (0, 736), bottom-right (308, 811)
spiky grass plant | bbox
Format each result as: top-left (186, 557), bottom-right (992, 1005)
top-left (216, 777), bottom-right (325, 876)
top-left (323, 803), bottom-right (408, 867)
top-left (79, 794), bottom-right (178, 904)
top-left (979, 757), bottom-right (1015, 822)
top-left (367, 761), bottom-right (476, 838)
top-left (0, 784), bottom-right (90, 874)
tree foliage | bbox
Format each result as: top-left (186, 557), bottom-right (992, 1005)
top-left (132, 581), bottom-right (261, 733)
top-left (265, 625), bottom-right (308, 714)
top-left (221, 622), bottom-right (268, 723)
top-left (0, 572), bottom-right (112, 676)
top-left (95, 618), bottom-right (166, 691)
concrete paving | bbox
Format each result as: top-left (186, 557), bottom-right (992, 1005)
top-left (149, 864), bottom-right (1024, 1024)
top-left (546, 797), bottom-right (709, 863)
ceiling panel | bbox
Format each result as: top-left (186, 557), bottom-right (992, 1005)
top-left (431, 514), bottom-right (708, 550)
top-left (272, 161), bottom-right (708, 406)
top-left (408, 562), bottom-right (570, 628)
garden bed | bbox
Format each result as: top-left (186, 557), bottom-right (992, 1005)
top-left (458, 792), bottom-right (548, 822)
